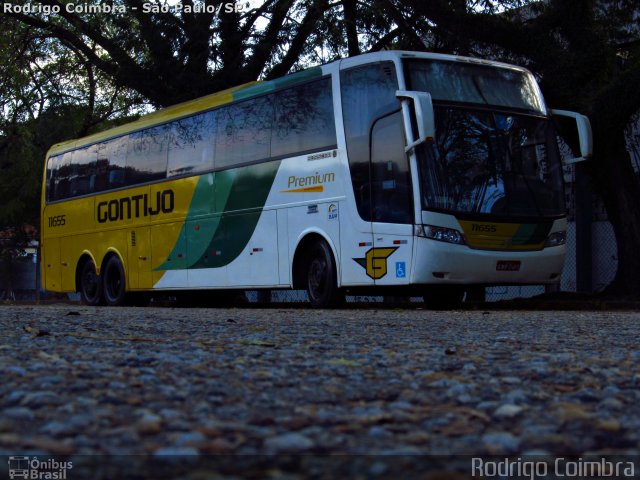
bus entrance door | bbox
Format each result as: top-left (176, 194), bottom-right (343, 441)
top-left (370, 111), bottom-right (414, 286)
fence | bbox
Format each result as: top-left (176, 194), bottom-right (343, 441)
top-left (0, 251), bottom-right (39, 302)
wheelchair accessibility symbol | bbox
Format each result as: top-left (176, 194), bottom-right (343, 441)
top-left (395, 262), bottom-right (406, 278)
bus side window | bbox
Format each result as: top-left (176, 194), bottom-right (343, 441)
top-left (102, 135), bottom-right (129, 189)
top-left (94, 144), bottom-right (109, 192)
top-left (53, 151), bottom-right (73, 201)
top-left (215, 95), bottom-right (273, 169)
top-left (370, 111), bottom-right (413, 223)
top-left (46, 155), bottom-right (59, 202)
top-left (272, 78), bottom-right (336, 158)
top-left (168, 111), bottom-right (216, 177)
top-left (68, 145), bottom-right (97, 197)
top-left (341, 62), bottom-right (399, 221)
top-left (127, 126), bottom-right (170, 185)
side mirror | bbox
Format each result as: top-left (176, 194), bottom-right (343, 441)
top-left (551, 109), bottom-right (593, 164)
top-left (396, 90), bottom-right (435, 153)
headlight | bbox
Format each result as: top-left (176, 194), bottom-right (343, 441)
top-left (416, 225), bottom-right (466, 245)
top-left (544, 231), bottom-right (566, 247)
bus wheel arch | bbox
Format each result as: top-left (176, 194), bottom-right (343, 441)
top-left (76, 254), bottom-right (104, 306)
top-left (292, 233), bottom-right (343, 308)
top-left (101, 251), bottom-right (127, 306)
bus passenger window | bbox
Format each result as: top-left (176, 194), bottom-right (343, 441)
top-left (126, 126), bottom-right (169, 185)
top-left (272, 78), bottom-right (336, 158)
top-left (215, 96), bottom-right (273, 169)
top-left (370, 111), bottom-right (413, 223)
top-left (341, 62), bottom-right (399, 221)
top-left (68, 145), bottom-right (97, 197)
top-left (46, 155), bottom-right (60, 201)
top-left (52, 151), bottom-right (73, 200)
top-left (94, 146), bottom-right (109, 192)
top-left (101, 135), bottom-right (129, 189)
top-left (168, 112), bottom-right (216, 177)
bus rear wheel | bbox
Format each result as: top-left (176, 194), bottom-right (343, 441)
top-left (306, 240), bottom-right (342, 308)
top-left (423, 285), bottom-right (465, 310)
top-left (79, 258), bottom-right (103, 306)
top-left (103, 255), bottom-right (127, 306)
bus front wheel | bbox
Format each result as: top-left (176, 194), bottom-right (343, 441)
top-left (79, 258), bottom-right (103, 306)
top-left (306, 240), bottom-right (342, 308)
top-left (102, 255), bottom-right (127, 306)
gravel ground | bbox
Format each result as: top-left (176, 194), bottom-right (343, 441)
top-left (1, 305), bottom-right (639, 477)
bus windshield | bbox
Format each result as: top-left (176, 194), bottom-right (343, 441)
top-left (406, 59), bottom-right (545, 114)
top-left (405, 59), bottom-right (563, 219)
top-left (416, 108), bottom-right (565, 218)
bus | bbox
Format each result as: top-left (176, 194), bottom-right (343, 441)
top-left (41, 51), bottom-right (592, 308)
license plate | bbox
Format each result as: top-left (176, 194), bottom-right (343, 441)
top-left (496, 261), bottom-right (521, 271)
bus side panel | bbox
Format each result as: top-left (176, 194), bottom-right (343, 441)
top-left (149, 178), bottom-right (198, 284)
top-left (60, 234), bottom-right (83, 292)
top-left (185, 215), bottom-right (226, 288)
top-left (42, 237), bottom-right (61, 291)
top-left (43, 196), bottom-right (96, 292)
top-left (91, 184), bottom-right (152, 291)
top-left (226, 210), bottom-right (280, 287)
top-left (277, 209), bottom-right (290, 285)
top-left (287, 201), bottom-right (341, 282)
top-left (127, 226), bottom-right (152, 289)
top-left (151, 222), bottom-right (188, 288)
top-left (95, 229), bottom-right (130, 278)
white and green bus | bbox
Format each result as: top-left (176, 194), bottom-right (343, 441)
top-left (41, 50), bottom-right (592, 308)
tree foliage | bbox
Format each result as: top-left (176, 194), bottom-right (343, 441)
top-left (0, 11), bottom-right (144, 227)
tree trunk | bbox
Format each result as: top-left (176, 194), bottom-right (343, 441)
top-left (342, 0), bottom-right (360, 56)
top-left (591, 127), bottom-right (640, 295)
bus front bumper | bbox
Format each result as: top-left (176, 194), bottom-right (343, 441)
top-left (412, 237), bottom-right (565, 285)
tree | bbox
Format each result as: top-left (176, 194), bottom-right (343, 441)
top-left (1, 0), bottom-right (341, 106)
top-left (0, 13), bottom-right (144, 227)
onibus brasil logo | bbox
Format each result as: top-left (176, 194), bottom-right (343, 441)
top-left (8, 457), bottom-right (72, 479)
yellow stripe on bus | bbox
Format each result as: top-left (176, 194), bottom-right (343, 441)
top-left (280, 186), bottom-right (324, 193)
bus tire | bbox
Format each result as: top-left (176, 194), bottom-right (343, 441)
top-left (423, 285), bottom-right (465, 310)
top-left (79, 258), bottom-right (103, 306)
top-left (102, 255), bottom-right (127, 306)
top-left (306, 240), bottom-right (342, 308)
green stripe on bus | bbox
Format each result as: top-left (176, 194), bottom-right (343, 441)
top-left (157, 161), bottom-right (281, 271)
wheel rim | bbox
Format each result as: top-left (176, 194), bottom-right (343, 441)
top-left (82, 267), bottom-right (99, 300)
top-left (308, 256), bottom-right (327, 301)
top-left (105, 264), bottom-right (122, 301)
